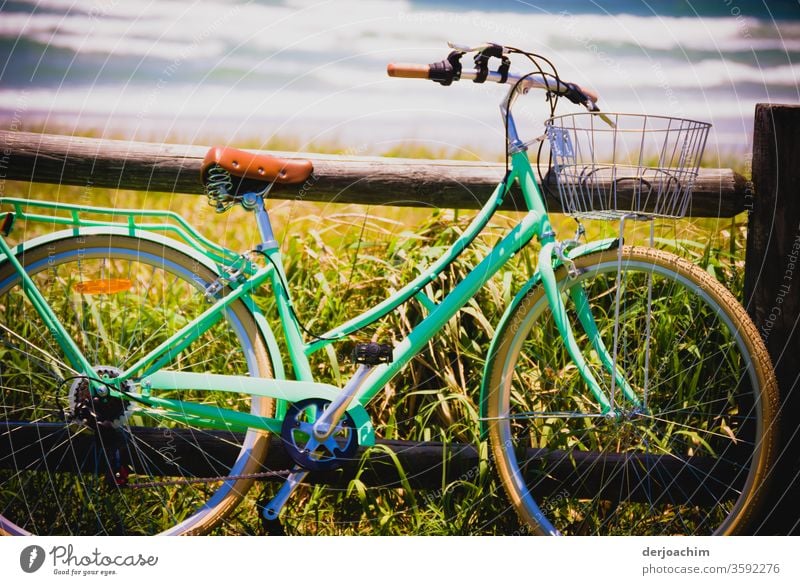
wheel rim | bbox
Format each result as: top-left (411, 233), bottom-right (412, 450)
top-left (489, 250), bottom-right (768, 535)
top-left (0, 237), bottom-right (271, 535)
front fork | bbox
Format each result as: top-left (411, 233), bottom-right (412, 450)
top-left (537, 240), bottom-right (642, 416)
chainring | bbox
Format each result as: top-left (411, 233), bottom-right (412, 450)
top-left (280, 398), bottom-right (359, 472)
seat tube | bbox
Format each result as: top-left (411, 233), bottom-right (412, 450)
top-left (249, 194), bottom-right (315, 381)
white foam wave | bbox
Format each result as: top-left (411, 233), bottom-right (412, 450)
top-left (4, 1), bottom-right (797, 61)
top-left (0, 81), bottom-right (772, 137)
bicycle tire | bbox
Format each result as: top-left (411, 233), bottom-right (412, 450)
top-left (485, 246), bottom-right (778, 535)
top-left (0, 234), bottom-right (274, 535)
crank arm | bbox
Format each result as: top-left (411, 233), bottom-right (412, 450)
top-left (311, 365), bottom-right (372, 441)
top-left (262, 468), bottom-right (308, 521)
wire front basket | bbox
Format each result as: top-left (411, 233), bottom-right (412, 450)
top-left (545, 113), bottom-right (711, 220)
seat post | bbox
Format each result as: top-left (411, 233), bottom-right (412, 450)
top-left (249, 193), bottom-right (279, 251)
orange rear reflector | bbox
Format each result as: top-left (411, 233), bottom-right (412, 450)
top-left (75, 278), bottom-right (132, 295)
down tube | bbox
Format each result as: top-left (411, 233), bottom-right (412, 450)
top-left (355, 210), bottom-right (543, 405)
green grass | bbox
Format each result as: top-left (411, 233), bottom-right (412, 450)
top-left (0, 132), bottom-right (750, 534)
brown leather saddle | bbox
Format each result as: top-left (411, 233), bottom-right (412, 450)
top-left (201, 146), bottom-right (313, 197)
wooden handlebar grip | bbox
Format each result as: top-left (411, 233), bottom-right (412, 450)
top-left (387, 63), bottom-right (431, 79)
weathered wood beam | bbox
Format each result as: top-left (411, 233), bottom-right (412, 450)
top-left (0, 131), bottom-right (745, 216)
top-left (1, 423), bottom-right (739, 503)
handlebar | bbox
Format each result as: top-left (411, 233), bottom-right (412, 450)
top-left (387, 61), bottom-right (600, 111)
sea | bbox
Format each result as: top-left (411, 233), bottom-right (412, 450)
top-left (1, 0), bottom-right (798, 157)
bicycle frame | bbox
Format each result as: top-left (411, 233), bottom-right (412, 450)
top-left (0, 148), bottom-right (636, 447)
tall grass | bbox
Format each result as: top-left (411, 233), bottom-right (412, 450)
top-left (0, 138), bottom-right (748, 534)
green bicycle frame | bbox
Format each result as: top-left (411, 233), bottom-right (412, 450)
top-left (0, 150), bottom-right (635, 445)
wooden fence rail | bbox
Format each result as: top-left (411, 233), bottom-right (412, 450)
top-left (0, 130), bottom-right (745, 216)
top-left (0, 423), bottom-right (738, 504)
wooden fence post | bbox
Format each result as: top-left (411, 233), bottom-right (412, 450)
top-left (745, 103), bottom-right (800, 535)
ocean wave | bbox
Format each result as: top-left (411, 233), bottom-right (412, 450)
top-left (3, 1), bottom-right (797, 61)
top-left (0, 81), bottom-right (777, 126)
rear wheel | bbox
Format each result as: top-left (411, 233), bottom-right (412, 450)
top-left (486, 246), bottom-right (778, 535)
top-left (0, 235), bottom-right (274, 535)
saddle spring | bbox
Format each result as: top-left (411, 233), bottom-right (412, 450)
top-left (205, 164), bottom-right (236, 213)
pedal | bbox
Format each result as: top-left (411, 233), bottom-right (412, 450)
top-left (351, 342), bottom-right (393, 366)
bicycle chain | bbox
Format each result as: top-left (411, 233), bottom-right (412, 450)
top-left (126, 469), bottom-right (293, 490)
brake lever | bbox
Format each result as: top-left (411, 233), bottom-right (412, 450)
top-left (577, 91), bottom-right (615, 127)
top-left (590, 106), bottom-right (616, 129)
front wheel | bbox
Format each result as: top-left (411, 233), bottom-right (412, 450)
top-left (486, 246), bottom-right (778, 535)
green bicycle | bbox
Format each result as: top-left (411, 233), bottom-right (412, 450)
top-left (0, 43), bottom-right (778, 535)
